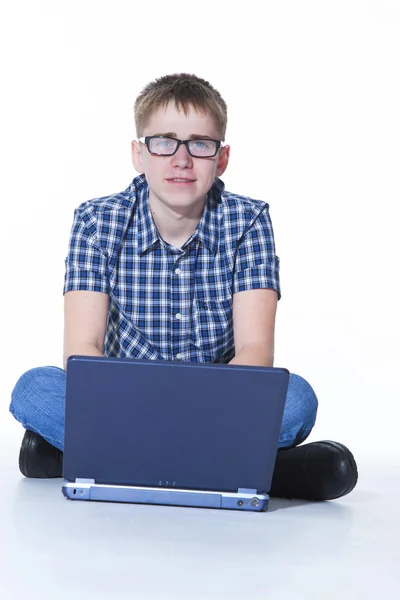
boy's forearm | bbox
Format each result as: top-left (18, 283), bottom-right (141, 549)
top-left (229, 343), bottom-right (274, 368)
top-left (63, 344), bottom-right (103, 370)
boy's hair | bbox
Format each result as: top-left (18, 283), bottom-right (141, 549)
top-left (134, 73), bottom-right (228, 140)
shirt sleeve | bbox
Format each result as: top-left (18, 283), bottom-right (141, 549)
top-left (63, 205), bottom-right (110, 295)
top-left (232, 204), bottom-right (281, 299)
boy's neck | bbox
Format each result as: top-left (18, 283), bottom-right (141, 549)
top-left (149, 194), bottom-right (205, 249)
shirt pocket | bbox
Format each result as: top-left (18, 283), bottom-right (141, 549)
top-left (189, 297), bottom-right (234, 361)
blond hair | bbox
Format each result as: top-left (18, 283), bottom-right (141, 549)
top-left (134, 73), bottom-right (228, 139)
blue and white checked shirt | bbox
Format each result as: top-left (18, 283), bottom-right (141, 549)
top-left (64, 175), bottom-right (281, 363)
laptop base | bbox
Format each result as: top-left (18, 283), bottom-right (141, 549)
top-left (62, 480), bottom-right (269, 512)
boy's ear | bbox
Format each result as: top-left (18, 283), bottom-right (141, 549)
top-left (216, 144), bottom-right (230, 177)
top-left (131, 140), bottom-right (145, 173)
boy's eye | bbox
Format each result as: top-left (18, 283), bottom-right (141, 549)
top-left (189, 140), bottom-right (215, 152)
top-left (154, 138), bottom-right (175, 149)
top-left (192, 141), bottom-right (207, 148)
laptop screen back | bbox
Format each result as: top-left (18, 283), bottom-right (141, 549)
top-left (63, 357), bottom-right (289, 494)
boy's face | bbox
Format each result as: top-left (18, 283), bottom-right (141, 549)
top-left (131, 101), bottom-right (230, 214)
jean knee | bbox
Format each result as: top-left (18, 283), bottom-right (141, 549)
top-left (10, 366), bottom-right (64, 425)
top-left (288, 373), bottom-right (319, 429)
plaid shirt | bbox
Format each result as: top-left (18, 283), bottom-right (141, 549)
top-left (64, 175), bottom-right (280, 363)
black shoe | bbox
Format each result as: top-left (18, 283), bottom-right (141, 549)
top-left (270, 440), bottom-right (358, 501)
top-left (19, 430), bottom-right (63, 478)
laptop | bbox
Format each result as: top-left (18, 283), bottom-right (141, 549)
top-left (62, 356), bottom-right (290, 512)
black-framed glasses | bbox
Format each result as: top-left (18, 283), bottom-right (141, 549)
top-left (138, 136), bottom-right (222, 158)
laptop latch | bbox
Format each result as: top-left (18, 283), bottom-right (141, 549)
top-left (237, 488), bottom-right (257, 495)
top-left (75, 478), bottom-right (95, 484)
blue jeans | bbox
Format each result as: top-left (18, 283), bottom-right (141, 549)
top-left (9, 367), bottom-right (318, 452)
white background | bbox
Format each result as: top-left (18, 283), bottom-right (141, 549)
top-left (0, 0), bottom-right (399, 460)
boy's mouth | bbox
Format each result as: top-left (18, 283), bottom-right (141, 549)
top-left (166, 178), bottom-right (196, 184)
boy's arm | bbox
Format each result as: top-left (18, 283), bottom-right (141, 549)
top-left (230, 288), bottom-right (277, 367)
top-left (63, 203), bottom-right (110, 370)
top-left (228, 202), bottom-right (280, 367)
top-left (63, 290), bottom-right (109, 370)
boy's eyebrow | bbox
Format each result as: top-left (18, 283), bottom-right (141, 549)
top-left (150, 132), bottom-right (216, 140)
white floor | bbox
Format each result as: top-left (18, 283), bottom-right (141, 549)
top-left (1, 425), bottom-right (399, 600)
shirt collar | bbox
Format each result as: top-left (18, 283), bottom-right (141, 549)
top-left (134, 175), bottom-right (160, 255)
top-left (133, 175), bottom-right (225, 256)
top-left (195, 177), bottom-right (224, 255)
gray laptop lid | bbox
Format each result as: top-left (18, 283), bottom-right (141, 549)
top-left (63, 357), bottom-right (290, 494)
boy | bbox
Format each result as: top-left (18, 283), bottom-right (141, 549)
top-left (10, 74), bottom-right (358, 500)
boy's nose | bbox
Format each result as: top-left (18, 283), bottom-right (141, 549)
top-left (171, 143), bottom-right (193, 166)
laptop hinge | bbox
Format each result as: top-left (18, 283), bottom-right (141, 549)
top-left (75, 478), bottom-right (95, 484)
top-left (238, 488), bottom-right (257, 495)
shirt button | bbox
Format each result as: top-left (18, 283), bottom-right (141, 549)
top-left (175, 268), bottom-right (181, 275)
top-left (176, 353), bottom-right (183, 360)
top-left (175, 313), bottom-right (182, 320)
